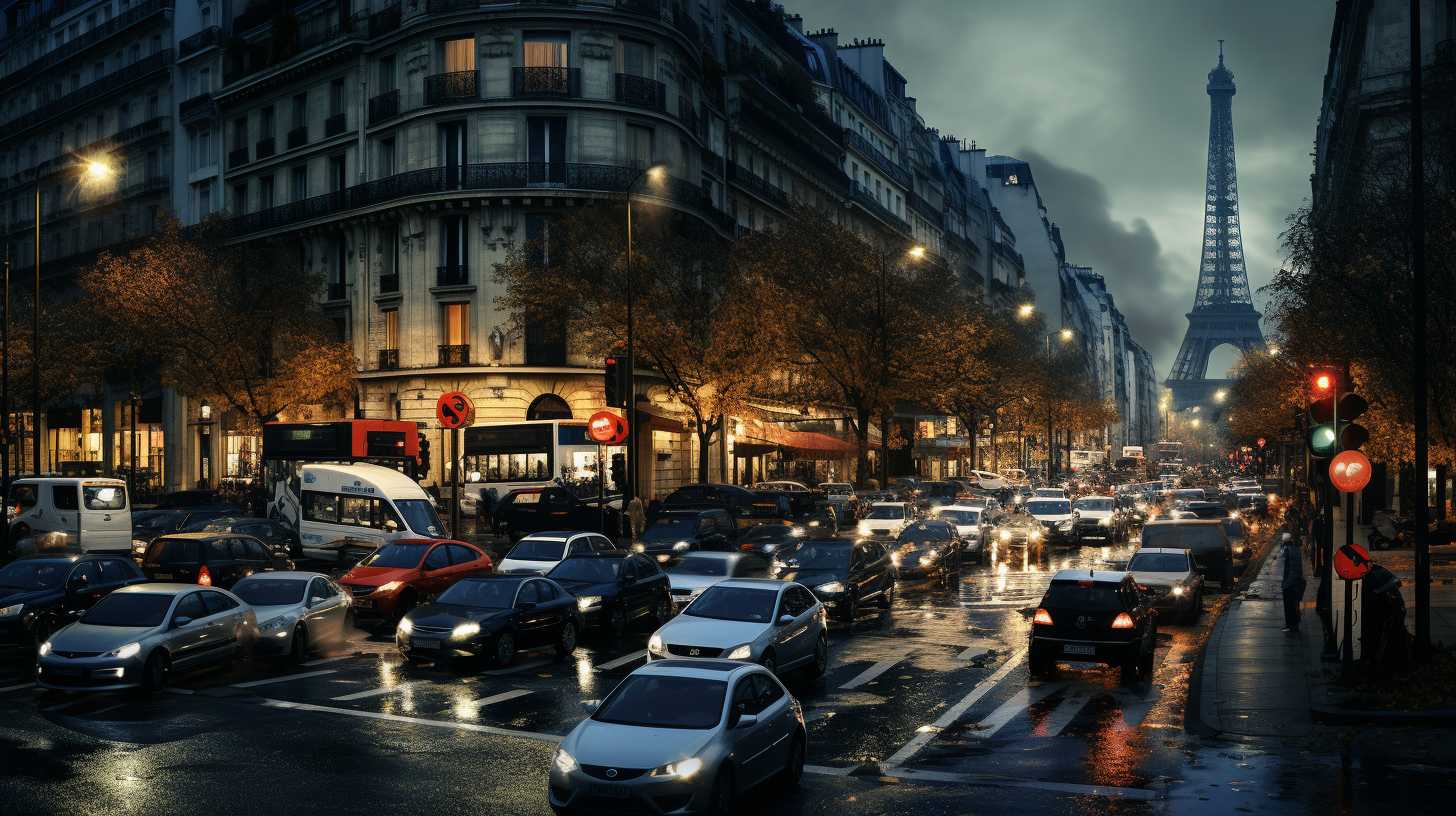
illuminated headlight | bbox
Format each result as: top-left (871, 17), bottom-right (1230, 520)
top-left (1030, 530), bottom-right (1043, 541)
top-left (918, 555), bottom-right (935, 567)
top-left (648, 633), bottom-right (665, 654)
top-left (673, 541), bottom-right (691, 552)
top-left (1229, 511), bottom-right (1241, 520)
top-left (131, 539), bottom-right (149, 555)
top-left (724, 644), bottom-right (752, 660)
top-left (806, 519), bottom-right (821, 527)
top-left (396, 618), bottom-right (414, 636)
top-left (554, 748), bottom-right (578, 774)
top-left (1172, 586), bottom-right (1185, 597)
top-left (0, 603), bottom-right (22, 618)
top-left (376, 581), bottom-right (404, 594)
top-left (1057, 519), bottom-right (1074, 531)
top-left (657, 554), bottom-right (671, 563)
top-left (890, 552), bottom-right (902, 567)
top-left (107, 642), bottom-right (142, 660)
top-left (1098, 517), bottom-right (1112, 527)
top-left (577, 595), bottom-right (603, 612)
top-left (761, 543), bottom-right (777, 553)
top-left (631, 542), bottom-right (645, 553)
top-left (650, 756), bottom-right (703, 779)
top-left (815, 581), bottom-right (845, 594)
top-left (770, 560), bottom-right (786, 572)
top-left (38, 640), bottom-right (52, 656)
top-left (451, 621), bottom-right (481, 640)
top-left (1136, 502), bottom-right (1149, 512)
top-left (790, 526), bottom-right (806, 537)
top-left (858, 522), bottom-right (872, 535)
top-left (999, 529), bottom-right (1011, 542)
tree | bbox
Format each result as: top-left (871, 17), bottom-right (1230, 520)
top-left (493, 206), bottom-right (771, 484)
top-left (79, 217), bottom-right (356, 430)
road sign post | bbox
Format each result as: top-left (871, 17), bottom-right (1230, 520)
top-left (436, 392), bottom-right (476, 540)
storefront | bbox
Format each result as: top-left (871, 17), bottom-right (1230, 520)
top-left (113, 396), bottom-right (166, 494)
top-left (731, 419), bottom-right (859, 486)
top-left (45, 407), bottom-right (105, 475)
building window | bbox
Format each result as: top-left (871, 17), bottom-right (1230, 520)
top-left (147, 94), bottom-right (158, 118)
top-left (618, 39), bottom-right (651, 76)
top-left (291, 165), bottom-right (308, 201)
top-left (626, 124), bottom-right (653, 168)
top-left (259, 175), bottom-right (274, 208)
top-left (439, 214), bottom-right (467, 282)
top-left (328, 155), bottom-right (346, 192)
top-left (291, 93), bottom-right (307, 129)
top-left (524, 33), bottom-right (568, 67)
top-left (260, 105), bottom-right (275, 138)
top-left (198, 66), bottom-right (210, 95)
top-left (197, 183), bottom-right (212, 217)
top-left (382, 308), bottom-right (399, 350)
top-left (232, 117), bottom-right (247, 150)
top-left (329, 78), bottom-right (345, 116)
top-left (378, 138), bottom-right (395, 177)
top-left (442, 37), bottom-right (475, 72)
top-left (441, 302), bottom-right (469, 346)
top-left (231, 183), bottom-right (246, 214)
top-left (378, 55), bottom-right (396, 91)
top-left (526, 117), bottom-right (564, 182)
top-left (118, 101), bottom-right (130, 130)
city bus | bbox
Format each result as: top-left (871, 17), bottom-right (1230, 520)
top-left (1152, 441), bottom-right (1184, 462)
top-left (459, 420), bottom-right (622, 513)
top-left (261, 420), bottom-right (422, 535)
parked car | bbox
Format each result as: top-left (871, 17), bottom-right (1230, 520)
top-left (857, 501), bottom-right (912, 538)
top-left (987, 514), bottom-right (1046, 554)
top-left (497, 531), bottom-right (619, 575)
top-left (549, 660), bottom-right (806, 814)
top-left (546, 552), bottom-right (673, 637)
top-left (1126, 548), bottom-right (1203, 623)
top-left (1071, 496), bottom-right (1127, 543)
top-left (737, 524), bottom-right (804, 559)
top-left (966, 470), bottom-right (1009, 491)
top-left (140, 532), bottom-right (292, 590)
top-left (0, 552), bottom-right (147, 652)
top-left (1138, 519), bottom-right (1236, 591)
top-left (635, 509), bottom-right (737, 564)
top-left (1029, 569), bottom-right (1157, 685)
top-left (772, 538), bottom-right (894, 621)
top-left (666, 552), bottom-right (771, 610)
top-left (890, 520), bottom-right (963, 586)
top-left (35, 583), bottom-right (258, 692)
top-left (337, 538), bottom-right (494, 623)
top-left (932, 505), bottom-right (990, 563)
top-left (187, 516), bottom-right (300, 559)
top-left (397, 575), bottom-right (582, 666)
top-left (231, 572), bottom-right (353, 662)
top-left (494, 487), bottom-right (621, 541)
top-left (130, 505), bottom-right (244, 556)
top-left (648, 579), bottom-right (826, 678)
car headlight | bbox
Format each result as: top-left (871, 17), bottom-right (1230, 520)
top-left (376, 581), bottom-right (404, 594)
top-left (999, 529), bottom-right (1011, 542)
top-left (1229, 511), bottom-right (1241, 520)
top-left (816, 581), bottom-right (844, 594)
top-left (577, 595), bottom-right (603, 611)
top-left (0, 603), bottom-right (22, 618)
top-left (631, 542), bottom-right (645, 553)
top-left (890, 552), bottom-right (902, 567)
top-left (1099, 517), bottom-right (1112, 527)
top-left (396, 618), bottom-right (413, 636)
top-left (761, 543), bottom-right (777, 553)
top-left (1030, 530), bottom-right (1043, 541)
top-left (650, 756), bottom-right (704, 779)
top-left (131, 538), bottom-right (149, 554)
top-left (107, 642), bottom-right (142, 660)
top-left (918, 555), bottom-right (935, 567)
top-left (770, 559), bottom-right (786, 572)
top-left (673, 541), bottom-right (691, 552)
top-left (858, 522), bottom-right (871, 534)
top-left (1057, 519), bottom-right (1074, 530)
top-left (790, 526), bottom-right (806, 537)
top-left (724, 644), bottom-right (752, 660)
top-left (1172, 586), bottom-right (1185, 596)
top-left (554, 748), bottom-right (578, 774)
top-left (38, 640), bottom-right (52, 656)
top-left (452, 621), bottom-right (481, 640)
top-left (260, 615), bottom-right (294, 632)
top-left (648, 633), bottom-right (665, 654)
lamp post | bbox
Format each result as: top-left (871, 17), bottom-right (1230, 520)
top-left (1017, 302), bottom-right (1075, 485)
top-left (623, 162), bottom-right (667, 508)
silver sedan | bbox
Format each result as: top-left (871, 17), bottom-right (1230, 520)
top-left (232, 572), bottom-right (355, 662)
top-left (647, 579), bottom-right (827, 679)
top-left (549, 660), bottom-right (806, 815)
top-left (36, 583), bottom-right (257, 692)
top-left (665, 552), bottom-right (771, 610)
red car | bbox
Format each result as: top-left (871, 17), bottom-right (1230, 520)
top-left (338, 539), bottom-right (493, 623)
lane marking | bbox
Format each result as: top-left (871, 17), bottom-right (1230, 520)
top-left (839, 652), bottom-right (911, 690)
top-left (880, 646), bottom-right (1026, 768)
top-left (594, 650), bottom-right (647, 672)
top-left (468, 689), bottom-right (533, 708)
top-left (1112, 688), bottom-right (1157, 728)
top-left (956, 641), bottom-right (998, 660)
top-left (331, 680), bottom-right (427, 701)
top-left (881, 767), bottom-right (1160, 801)
top-left (303, 655), bottom-right (362, 667)
top-left (230, 669), bottom-right (337, 689)
top-left (968, 682), bottom-right (1066, 740)
top-left (1032, 689), bottom-right (1089, 737)
top-left (804, 764), bottom-right (855, 777)
top-left (164, 687), bottom-right (195, 696)
top-left (481, 657), bottom-right (552, 676)
top-left (259, 697), bottom-right (564, 743)
top-left (0, 682), bottom-right (35, 694)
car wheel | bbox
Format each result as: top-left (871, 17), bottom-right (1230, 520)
top-left (1029, 646), bottom-right (1055, 679)
top-left (606, 606), bottom-right (627, 638)
top-left (1138, 640), bottom-right (1155, 679)
top-left (554, 621), bottom-right (578, 660)
top-left (844, 592), bottom-right (859, 623)
top-left (289, 624), bottom-right (308, 664)
top-left (778, 735), bottom-right (806, 790)
top-left (141, 650), bottom-right (169, 693)
top-left (493, 632), bottom-right (516, 667)
top-left (339, 610), bottom-right (356, 646)
top-left (810, 635), bottom-right (828, 679)
top-left (708, 768), bottom-right (736, 816)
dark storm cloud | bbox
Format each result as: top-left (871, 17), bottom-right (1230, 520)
top-left (786, 0), bottom-right (1335, 375)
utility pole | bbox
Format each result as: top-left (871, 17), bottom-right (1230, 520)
top-left (1409, 0), bottom-right (1431, 662)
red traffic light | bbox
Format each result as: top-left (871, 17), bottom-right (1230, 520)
top-left (1314, 373), bottom-right (1332, 392)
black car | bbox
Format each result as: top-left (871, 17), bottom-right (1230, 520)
top-left (396, 575), bottom-right (582, 666)
top-left (545, 552), bottom-right (673, 637)
top-left (660, 483), bottom-right (760, 526)
top-left (140, 532), bottom-right (292, 589)
top-left (987, 514), bottom-right (1047, 552)
top-left (774, 538), bottom-right (894, 621)
top-left (494, 487), bottom-right (620, 541)
top-left (635, 509), bottom-right (737, 564)
top-left (187, 516), bottom-right (300, 559)
top-left (913, 481), bottom-right (961, 512)
top-left (797, 500), bottom-right (840, 535)
top-left (737, 524), bottom-right (805, 559)
top-left (0, 553), bottom-right (147, 651)
top-left (130, 505), bottom-right (244, 556)
top-left (1180, 500), bottom-right (1229, 520)
top-left (1030, 569), bottom-right (1157, 685)
top-left (741, 492), bottom-right (798, 529)
top-left (1137, 519), bottom-right (1235, 590)
top-left (890, 520), bottom-right (963, 586)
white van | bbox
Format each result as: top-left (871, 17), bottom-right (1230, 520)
top-left (6, 477), bottom-right (131, 553)
top-left (286, 463), bottom-right (447, 561)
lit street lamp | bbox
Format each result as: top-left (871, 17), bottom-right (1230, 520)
top-left (1214, 388), bottom-right (1228, 403)
top-left (1017, 303), bottom-right (1035, 319)
top-left (907, 244), bottom-right (926, 261)
top-left (623, 161), bottom-right (667, 508)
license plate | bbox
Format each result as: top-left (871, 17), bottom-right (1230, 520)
top-left (412, 638), bottom-right (440, 651)
top-left (1062, 643), bottom-right (1096, 656)
top-left (582, 782), bottom-right (630, 799)
top-left (152, 573), bottom-right (173, 580)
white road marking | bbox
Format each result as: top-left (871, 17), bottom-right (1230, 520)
top-left (1112, 688), bottom-right (1157, 728)
top-left (468, 689), bottom-right (533, 708)
top-left (0, 682), bottom-right (35, 694)
top-left (259, 697), bottom-right (563, 743)
top-left (230, 669), bottom-right (337, 688)
top-left (164, 687), bottom-right (195, 696)
top-left (880, 646), bottom-right (1026, 768)
top-left (956, 639), bottom-right (999, 660)
top-left (594, 650), bottom-right (647, 671)
top-left (803, 764), bottom-right (855, 777)
top-left (839, 651), bottom-right (911, 690)
top-left (331, 680), bottom-right (427, 701)
top-left (967, 682), bottom-right (1066, 740)
top-left (481, 657), bottom-right (552, 676)
top-left (1031, 689), bottom-right (1089, 737)
top-left (303, 654), bottom-right (361, 667)
top-left (881, 767), bottom-right (1161, 801)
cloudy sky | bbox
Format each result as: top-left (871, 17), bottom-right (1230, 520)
top-left (789, 0), bottom-right (1336, 378)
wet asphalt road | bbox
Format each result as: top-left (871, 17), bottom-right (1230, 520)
top-left (1, 531), bottom-right (1450, 816)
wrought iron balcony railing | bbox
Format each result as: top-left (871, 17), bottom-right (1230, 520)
top-left (512, 67), bottom-right (581, 99)
top-left (255, 137), bottom-right (276, 159)
top-left (228, 147), bottom-right (250, 169)
top-left (426, 70), bottom-right (479, 105)
top-left (325, 113), bottom-right (347, 137)
top-left (287, 125), bottom-right (309, 150)
top-left (437, 265), bottom-right (470, 287)
top-left (368, 90), bottom-right (400, 125)
top-left (438, 344), bottom-right (471, 366)
top-left (615, 73), bottom-right (666, 110)
top-left (377, 349), bottom-right (400, 370)
top-left (379, 272), bottom-right (400, 294)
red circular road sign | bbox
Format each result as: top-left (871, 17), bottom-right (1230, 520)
top-left (1334, 542), bottom-right (1373, 581)
top-left (1257, 437), bottom-right (1267, 448)
top-left (1329, 450), bottom-right (1373, 493)
top-left (436, 391), bottom-right (476, 430)
top-left (587, 410), bottom-right (629, 445)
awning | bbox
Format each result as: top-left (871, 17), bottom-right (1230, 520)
top-left (736, 422), bottom-right (859, 461)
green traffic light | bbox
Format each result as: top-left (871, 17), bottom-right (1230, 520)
top-left (1309, 423), bottom-right (1338, 456)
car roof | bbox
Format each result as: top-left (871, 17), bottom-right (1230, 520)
top-left (303, 462), bottom-right (426, 493)
top-left (938, 504), bottom-right (986, 512)
top-left (1144, 518), bottom-right (1222, 527)
top-left (153, 531), bottom-right (232, 540)
top-left (655, 509), bottom-right (720, 517)
top-left (713, 578), bottom-right (786, 590)
top-left (562, 551), bottom-right (629, 560)
top-left (11, 552), bottom-right (86, 563)
top-left (113, 582), bottom-right (212, 595)
top-left (870, 501), bottom-right (907, 507)
top-left (520, 532), bottom-right (573, 541)
top-left (676, 551), bottom-right (745, 561)
top-left (1075, 495), bottom-right (1114, 501)
top-left (235, 570), bottom-right (330, 581)
top-left (1050, 569), bottom-right (1130, 584)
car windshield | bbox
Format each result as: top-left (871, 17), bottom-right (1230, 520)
top-left (396, 500), bottom-right (444, 537)
top-left (939, 509), bottom-right (981, 525)
top-left (438, 579), bottom-right (520, 608)
top-left (867, 506), bottom-right (904, 519)
top-left (506, 539), bottom-right (567, 562)
top-left (668, 556), bottom-right (731, 577)
top-left (594, 675), bottom-right (727, 730)
top-left (135, 512), bottom-right (183, 531)
top-left (1128, 553), bottom-right (1190, 573)
top-left (684, 585), bottom-right (778, 622)
top-left (232, 578), bottom-right (306, 606)
top-left (81, 592), bottom-right (174, 627)
top-left (1174, 490), bottom-right (1206, 500)
top-left (0, 559), bottom-right (69, 591)
top-left (641, 517), bottom-right (696, 541)
top-left (789, 542), bottom-right (850, 570)
top-left (1026, 501), bottom-right (1071, 515)
top-left (741, 526), bottom-right (792, 542)
top-left (1222, 519), bottom-right (1247, 538)
top-left (1140, 525), bottom-right (1226, 552)
top-left (1044, 582), bottom-right (1124, 611)
top-left (360, 542), bottom-right (429, 568)
top-left (1074, 499), bottom-right (1114, 511)
top-left (548, 558), bottom-right (622, 583)
top-left (897, 524), bottom-right (953, 546)
top-left (1035, 490), bottom-right (1064, 497)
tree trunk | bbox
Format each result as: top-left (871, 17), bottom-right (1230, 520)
top-left (696, 428), bottom-right (713, 484)
top-left (970, 410), bottom-right (979, 471)
top-left (855, 406), bottom-right (872, 488)
top-left (879, 410), bottom-right (892, 487)
top-left (991, 416), bottom-right (999, 472)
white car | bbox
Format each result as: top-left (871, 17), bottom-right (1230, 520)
top-left (665, 552), bottom-right (772, 609)
top-left (1024, 498), bottom-right (1077, 543)
top-left (1126, 547), bottom-right (1203, 623)
top-left (495, 531), bottom-right (617, 575)
top-left (231, 571), bottom-right (354, 662)
top-left (857, 502), bottom-right (911, 538)
top-left (966, 470), bottom-right (1007, 491)
top-left (934, 505), bottom-right (988, 563)
top-left (648, 579), bottom-right (827, 677)
top-left (1032, 488), bottom-right (1068, 499)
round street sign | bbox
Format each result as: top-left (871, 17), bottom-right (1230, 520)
top-left (588, 410), bottom-right (629, 445)
top-left (1329, 450), bottom-right (1373, 493)
top-left (1334, 542), bottom-right (1373, 581)
top-left (1257, 437), bottom-right (1266, 448)
top-left (436, 391), bottom-right (476, 430)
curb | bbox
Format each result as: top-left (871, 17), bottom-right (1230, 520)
top-left (1310, 705), bottom-right (1456, 725)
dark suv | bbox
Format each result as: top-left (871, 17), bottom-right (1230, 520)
top-left (636, 509), bottom-right (737, 564)
top-left (140, 532), bottom-right (292, 589)
top-left (1030, 570), bottom-right (1157, 685)
top-left (0, 553), bottom-right (147, 651)
top-left (1138, 519), bottom-right (1236, 590)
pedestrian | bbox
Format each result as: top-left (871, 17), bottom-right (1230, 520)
top-left (1279, 532), bottom-right (1305, 632)
top-left (626, 495), bottom-right (646, 540)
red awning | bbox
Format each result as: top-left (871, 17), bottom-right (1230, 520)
top-left (737, 423), bottom-right (858, 460)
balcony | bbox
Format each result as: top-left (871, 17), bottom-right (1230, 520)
top-left (512, 67), bottom-right (581, 99)
top-left (726, 164), bottom-right (789, 208)
top-left (179, 25), bottom-right (222, 59)
top-left (326, 282), bottom-right (346, 301)
top-left (615, 73), bottom-right (666, 111)
top-left (5, 50), bottom-right (173, 140)
top-left (906, 190), bottom-right (944, 229)
top-left (848, 182), bottom-right (911, 236)
top-left (436, 265), bottom-right (470, 287)
top-left (179, 93), bottom-right (217, 125)
top-left (287, 126), bottom-right (308, 150)
top-left (255, 137), bottom-right (277, 160)
top-left (0, 0), bottom-right (175, 94)
top-left (369, 4), bottom-right (402, 38)
top-left (426, 71), bottom-right (479, 105)
top-left (438, 344), bottom-right (471, 366)
top-left (368, 90), bottom-right (400, 125)
top-left (379, 273), bottom-right (400, 294)
top-left (845, 130), bottom-right (911, 189)
top-left (325, 113), bottom-right (347, 137)
top-left (228, 147), bottom-right (250, 169)
top-left (377, 349), bottom-right (400, 370)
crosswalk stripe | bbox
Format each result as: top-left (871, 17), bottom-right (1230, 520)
top-left (303, 655), bottom-right (361, 667)
top-left (481, 657), bottom-right (552, 676)
top-left (956, 640), bottom-right (999, 660)
top-left (0, 682), bottom-right (35, 694)
top-left (231, 669), bottom-right (337, 688)
top-left (1112, 689), bottom-right (1157, 728)
top-left (881, 646), bottom-right (1027, 768)
top-left (1030, 689), bottom-right (1089, 737)
top-left (968, 683), bottom-right (1065, 740)
top-left (594, 650), bottom-right (647, 671)
top-left (331, 680), bottom-right (427, 701)
top-left (468, 689), bottom-right (532, 708)
top-left (259, 697), bottom-right (564, 743)
top-left (839, 652), bottom-right (910, 690)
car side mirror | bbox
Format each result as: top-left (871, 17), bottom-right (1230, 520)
top-left (383, 520), bottom-right (399, 533)
top-left (581, 699), bottom-right (601, 714)
top-left (308, 596), bottom-right (326, 608)
top-left (735, 713), bottom-right (759, 730)
top-left (777, 614), bottom-right (795, 626)
top-left (172, 616), bottom-right (193, 629)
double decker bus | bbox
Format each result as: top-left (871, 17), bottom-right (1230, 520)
top-left (261, 420), bottom-right (421, 532)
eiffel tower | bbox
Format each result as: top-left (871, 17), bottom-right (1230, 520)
top-left (1166, 43), bottom-right (1265, 412)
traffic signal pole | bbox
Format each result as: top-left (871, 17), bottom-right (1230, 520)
top-left (1409, 0), bottom-right (1431, 664)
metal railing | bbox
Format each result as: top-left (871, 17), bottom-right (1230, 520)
top-left (179, 93), bottom-right (216, 123)
top-left (287, 126), bottom-right (308, 150)
top-left (726, 164), bottom-right (789, 208)
top-left (369, 4), bottom-right (402, 37)
top-left (426, 70), bottom-right (479, 104)
top-left (377, 349), bottom-right (400, 370)
top-left (615, 73), bottom-right (666, 110)
top-left (325, 113), bottom-right (347, 137)
top-left (326, 282), bottom-right (346, 301)
top-left (848, 182), bottom-right (911, 235)
top-left (3, 50), bottom-right (172, 139)
top-left (179, 25), bottom-right (222, 58)
top-left (436, 265), bottom-right (470, 286)
top-left (369, 90), bottom-right (400, 125)
top-left (906, 190), bottom-right (944, 229)
top-left (438, 344), bottom-right (471, 366)
top-left (427, 0), bottom-right (477, 11)
top-left (512, 67), bottom-right (581, 98)
top-left (0, 0), bottom-right (174, 93)
top-left (844, 130), bottom-right (911, 189)
top-left (255, 137), bottom-right (277, 159)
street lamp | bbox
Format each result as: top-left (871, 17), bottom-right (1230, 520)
top-left (623, 161), bottom-right (668, 508)
top-left (907, 244), bottom-right (926, 260)
top-left (1214, 389), bottom-right (1228, 403)
top-left (1041, 327), bottom-right (1074, 485)
top-left (1017, 303), bottom-right (1035, 319)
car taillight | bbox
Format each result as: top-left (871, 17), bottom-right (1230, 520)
top-left (1111, 611), bottom-right (1135, 629)
top-left (197, 564), bottom-right (213, 587)
top-left (1033, 608), bottom-right (1054, 626)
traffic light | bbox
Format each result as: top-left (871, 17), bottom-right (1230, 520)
top-left (609, 452), bottom-right (626, 491)
top-left (417, 433), bottom-right (431, 476)
top-left (1306, 368), bottom-right (1369, 457)
top-left (604, 354), bottom-right (629, 409)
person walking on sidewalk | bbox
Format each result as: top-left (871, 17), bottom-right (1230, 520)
top-left (1279, 532), bottom-right (1306, 632)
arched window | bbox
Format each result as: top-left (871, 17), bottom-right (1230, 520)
top-left (526, 394), bottom-right (572, 421)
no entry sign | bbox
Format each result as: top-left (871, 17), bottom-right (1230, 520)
top-left (588, 410), bottom-right (629, 445)
top-left (1334, 542), bottom-right (1373, 581)
top-left (436, 391), bottom-right (476, 429)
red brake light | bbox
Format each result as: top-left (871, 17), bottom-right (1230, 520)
top-left (1111, 611), bottom-right (1135, 629)
top-left (197, 564), bottom-right (213, 587)
top-left (1033, 608), bottom-right (1054, 626)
